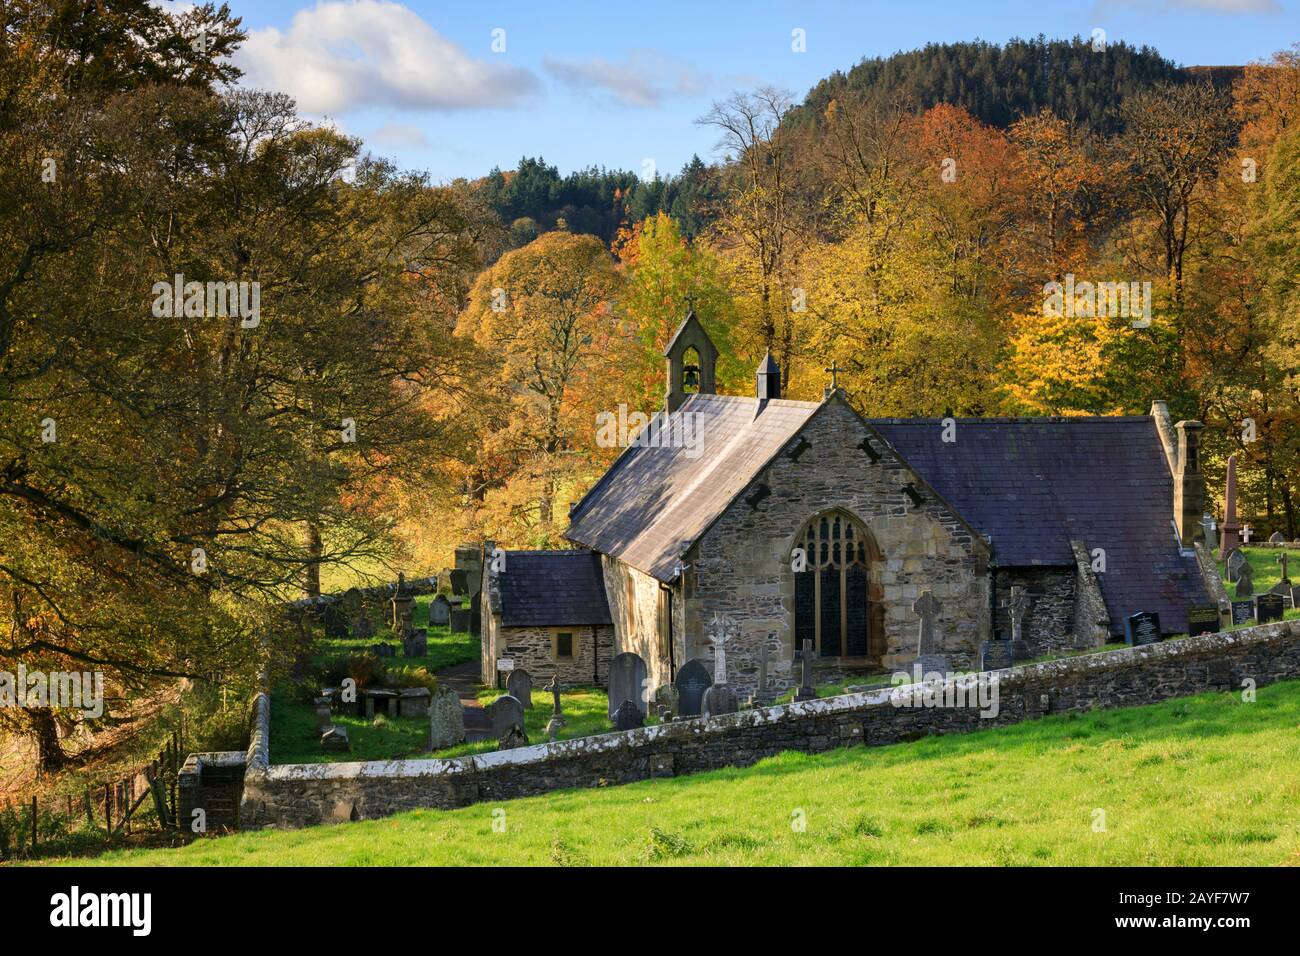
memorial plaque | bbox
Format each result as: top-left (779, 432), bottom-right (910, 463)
top-left (1256, 593), bottom-right (1284, 623)
top-left (1186, 604), bottom-right (1220, 637)
top-left (1230, 599), bottom-right (1255, 626)
top-left (1124, 611), bottom-right (1161, 646)
top-left (979, 640), bottom-right (1014, 671)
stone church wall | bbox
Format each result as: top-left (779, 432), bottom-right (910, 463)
top-left (994, 568), bottom-right (1076, 654)
top-left (236, 619), bottom-right (1300, 829)
top-left (602, 556), bottom-right (673, 693)
top-left (686, 398), bottom-right (992, 699)
top-left (486, 624), bottom-right (613, 689)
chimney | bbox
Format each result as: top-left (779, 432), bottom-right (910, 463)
top-left (1174, 420), bottom-right (1205, 547)
top-left (756, 351), bottom-right (781, 400)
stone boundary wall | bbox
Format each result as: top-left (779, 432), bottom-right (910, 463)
top-left (236, 620), bottom-right (1300, 830)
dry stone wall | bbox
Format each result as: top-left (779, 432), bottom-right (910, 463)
top-left (235, 619), bottom-right (1300, 830)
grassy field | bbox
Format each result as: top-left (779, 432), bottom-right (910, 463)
top-left (77, 678), bottom-right (1300, 867)
top-left (1219, 546), bottom-right (1296, 598)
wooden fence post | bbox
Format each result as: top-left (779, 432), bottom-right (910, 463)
top-left (103, 783), bottom-right (111, 834)
top-left (30, 796), bottom-right (37, 853)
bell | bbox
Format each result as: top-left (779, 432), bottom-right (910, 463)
top-left (683, 364), bottom-right (700, 389)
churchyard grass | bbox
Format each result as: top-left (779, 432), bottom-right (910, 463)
top-left (320, 594), bottom-right (479, 671)
top-left (1217, 546), bottom-right (1290, 595)
top-left (428, 686), bottom-right (628, 758)
top-left (79, 678), bottom-right (1300, 866)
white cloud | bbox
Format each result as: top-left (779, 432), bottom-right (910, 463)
top-left (235, 1), bottom-right (538, 114)
top-left (543, 49), bottom-right (712, 108)
top-left (369, 122), bottom-right (432, 149)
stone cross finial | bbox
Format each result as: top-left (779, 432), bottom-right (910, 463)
top-left (707, 614), bottom-right (736, 686)
top-left (685, 291), bottom-right (696, 312)
top-left (825, 362), bottom-right (843, 390)
top-left (913, 590), bottom-right (941, 656)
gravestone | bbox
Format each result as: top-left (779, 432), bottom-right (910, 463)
top-left (469, 591), bottom-right (481, 637)
top-left (1201, 514), bottom-right (1217, 545)
top-left (1268, 531), bottom-right (1285, 545)
top-left (754, 645), bottom-right (770, 703)
top-left (979, 639), bottom-right (1014, 671)
top-left (607, 652), bottom-right (648, 719)
top-left (545, 673), bottom-right (563, 718)
top-left (1230, 599), bottom-right (1255, 626)
top-left (427, 685), bottom-right (465, 750)
top-left (320, 726), bottom-right (350, 751)
top-left (1186, 604), bottom-right (1220, 637)
top-left (342, 588), bottom-right (372, 639)
top-left (314, 697), bottom-right (333, 733)
top-left (913, 590), bottom-right (951, 674)
top-left (506, 668), bottom-right (533, 709)
top-left (390, 591), bottom-right (414, 635)
top-left (322, 602), bottom-right (348, 638)
top-left (499, 726), bottom-right (529, 750)
top-left (398, 687), bottom-right (431, 718)
top-left (1267, 580), bottom-right (1292, 607)
top-left (429, 594), bottom-right (451, 627)
top-left (1291, 585), bottom-right (1300, 611)
top-left (613, 699), bottom-right (644, 731)
top-left (402, 629), bottom-right (427, 658)
top-left (700, 615), bottom-right (739, 717)
top-left (673, 659), bottom-right (711, 717)
top-left (1235, 561), bottom-right (1254, 598)
top-left (1220, 454), bottom-right (1242, 558)
top-left (489, 694), bottom-right (526, 738)
top-left (1226, 548), bottom-right (1247, 583)
top-left (370, 642), bottom-right (396, 659)
top-left (363, 688), bottom-right (399, 718)
top-left (654, 684), bottom-right (678, 719)
top-left (1277, 551), bottom-right (1291, 588)
top-left (450, 607), bottom-right (471, 633)
top-left (1004, 586), bottom-right (1032, 662)
top-left (449, 569), bottom-right (469, 595)
top-left (1123, 611), bottom-right (1162, 646)
top-left (794, 639), bottom-right (817, 702)
top-left (1256, 592), bottom-right (1284, 623)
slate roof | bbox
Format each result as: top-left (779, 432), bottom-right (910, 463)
top-left (566, 393), bottom-right (820, 581)
top-left (497, 550), bottom-right (612, 627)
top-left (869, 417), bottom-right (1210, 635)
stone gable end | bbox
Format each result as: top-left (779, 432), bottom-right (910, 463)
top-left (688, 397), bottom-right (991, 697)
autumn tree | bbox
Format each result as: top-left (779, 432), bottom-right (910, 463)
top-left (457, 233), bottom-right (626, 542)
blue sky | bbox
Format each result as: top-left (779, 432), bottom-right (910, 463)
top-left (205, 0), bottom-right (1299, 182)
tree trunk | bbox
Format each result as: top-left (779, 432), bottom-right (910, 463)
top-left (31, 709), bottom-right (65, 775)
top-left (303, 520), bottom-right (322, 598)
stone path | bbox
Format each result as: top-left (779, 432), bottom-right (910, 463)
top-left (436, 659), bottom-right (491, 742)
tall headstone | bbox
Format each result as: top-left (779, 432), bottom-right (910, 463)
top-left (429, 593), bottom-right (451, 627)
top-left (1004, 586), bottom-right (1032, 661)
top-left (1269, 531), bottom-right (1286, 546)
top-left (700, 614), bottom-right (739, 717)
top-left (1201, 514), bottom-right (1217, 546)
top-left (506, 668), bottom-right (533, 709)
top-left (489, 694), bottom-right (526, 738)
top-left (793, 638), bottom-right (817, 703)
top-left (1277, 550), bottom-right (1291, 586)
top-left (912, 590), bottom-right (950, 674)
top-left (673, 658), bottom-right (711, 717)
top-left (607, 652), bottom-right (648, 718)
top-left (1219, 454), bottom-right (1241, 559)
top-left (449, 568), bottom-right (469, 596)
top-left (427, 685), bottom-right (465, 750)
top-left (1235, 560), bottom-right (1254, 598)
top-left (1226, 548), bottom-right (1247, 583)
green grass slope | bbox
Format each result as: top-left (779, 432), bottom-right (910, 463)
top-left (79, 679), bottom-right (1300, 867)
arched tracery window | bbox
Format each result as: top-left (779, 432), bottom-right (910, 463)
top-left (793, 510), bottom-right (883, 661)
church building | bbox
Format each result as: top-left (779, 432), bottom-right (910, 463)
top-left (481, 310), bottom-right (1217, 700)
